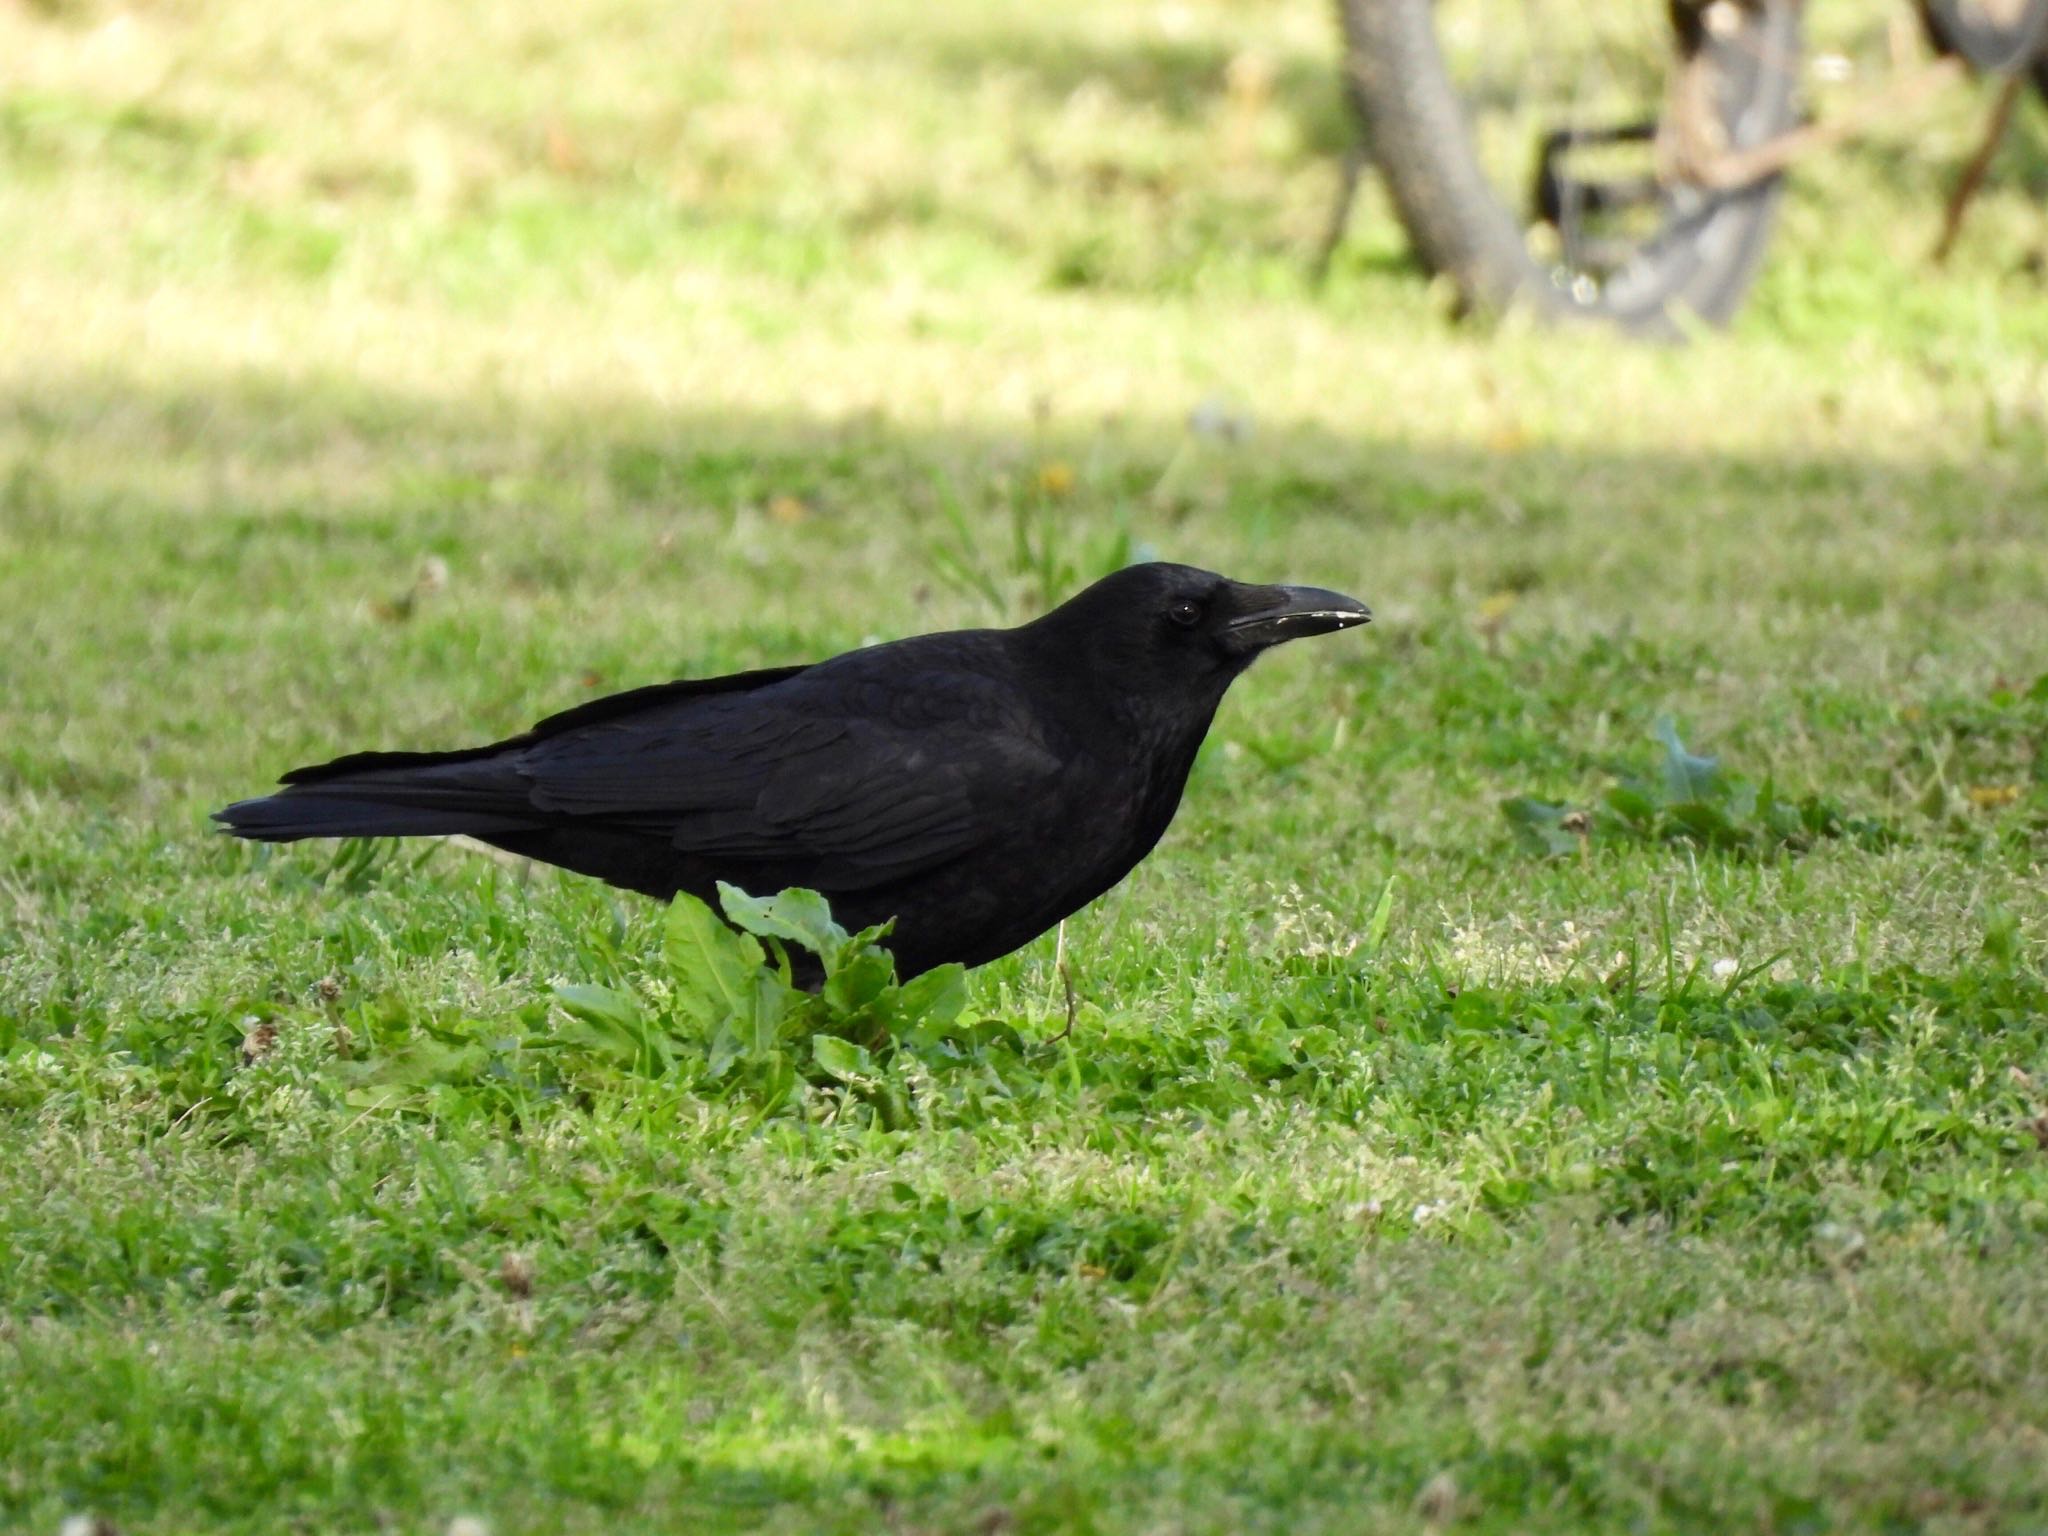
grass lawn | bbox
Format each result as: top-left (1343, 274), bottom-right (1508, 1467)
top-left (5, 0), bottom-right (2048, 1530)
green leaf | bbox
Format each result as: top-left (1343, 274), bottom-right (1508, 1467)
top-left (717, 883), bottom-right (848, 958)
top-left (1501, 796), bottom-right (1582, 858)
top-left (552, 983), bottom-right (643, 1034)
top-left (342, 1084), bottom-right (416, 1113)
top-left (843, 919), bottom-right (896, 955)
top-left (552, 983), bottom-right (670, 1072)
top-left (888, 964), bottom-right (969, 1040)
top-left (1505, 718), bottom-right (1895, 866)
top-left (1603, 783), bottom-right (1658, 829)
top-left (1652, 716), bottom-right (1721, 803)
top-left (664, 891), bottom-right (766, 1028)
top-left (706, 1019), bottom-right (743, 1081)
top-left (1762, 808), bottom-right (1810, 847)
top-left (1664, 800), bottom-right (1745, 850)
top-left (824, 950), bottom-right (895, 1015)
top-left (811, 1034), bottom-right (875, 1083)
top-left (746, 968), bottom-right (790, 1056)
top-left (359, 1037), bottom-right (488, 1087)
top-left (753, 1048), bottom-right (797, 1113)
top-left (1982, 906), bottom-right (2022, 967)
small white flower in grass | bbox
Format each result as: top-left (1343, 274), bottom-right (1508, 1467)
top-left (1711, 957), bottom-right (1739, 981)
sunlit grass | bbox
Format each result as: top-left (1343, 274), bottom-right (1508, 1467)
top-left (2, 0), bottom-right (2046, 1530)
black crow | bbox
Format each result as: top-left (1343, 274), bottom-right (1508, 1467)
top-left (217, 563), bottom-right (1369, 977)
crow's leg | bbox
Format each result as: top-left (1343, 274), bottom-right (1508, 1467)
top-left (1047, 919), bottom-right (1079, 1045)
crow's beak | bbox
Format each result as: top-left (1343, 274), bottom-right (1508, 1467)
top-left (1225, 584), bottom-right (1373, 649)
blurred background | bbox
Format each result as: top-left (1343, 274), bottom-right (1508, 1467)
top-left (8, 0), bottom-right (2045, 458)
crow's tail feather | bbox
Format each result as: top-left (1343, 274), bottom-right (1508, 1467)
top-left (214, 757), bottom-right (543, 844)
top-left (212, 792), bottom-right (543, 842)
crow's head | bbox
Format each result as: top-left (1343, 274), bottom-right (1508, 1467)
top-left (1029, 562), bottom-right (1371, 698)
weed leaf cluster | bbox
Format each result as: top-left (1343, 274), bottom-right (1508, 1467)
top-left (550, 884), bottom-right (986, 1118)
top-left (1504, 717), bottom-right (1894, 859)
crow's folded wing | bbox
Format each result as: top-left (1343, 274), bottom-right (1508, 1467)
top-left (513, 669), bottom-right (1063, 890)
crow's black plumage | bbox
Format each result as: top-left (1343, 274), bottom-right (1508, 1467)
top-left (216, 563), bottom-right (1369, 977)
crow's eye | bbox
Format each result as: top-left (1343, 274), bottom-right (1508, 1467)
top-left (1167, 598), bottom-right (1204, 629)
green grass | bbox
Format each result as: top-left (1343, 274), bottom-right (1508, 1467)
top-left (5, 0), bottom-right (2048, 1530)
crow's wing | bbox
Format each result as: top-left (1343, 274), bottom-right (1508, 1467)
top-left (513, 665), bottom-right (1063, 891)
top-left (276, 665), bottom-right (811, 786)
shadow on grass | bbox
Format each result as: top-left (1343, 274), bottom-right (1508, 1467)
top-left (1, 359), bottom-right (2042, 844)
top-left (5, 361), bottom-right (2045, 632)
top-left (4, 363), bottom-right (2045, 881)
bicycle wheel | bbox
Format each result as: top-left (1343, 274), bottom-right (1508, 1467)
top-left (1337, 0), bottom-right (1804, 337)
top-left (1917, 0), bottom-right (2048, 92)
